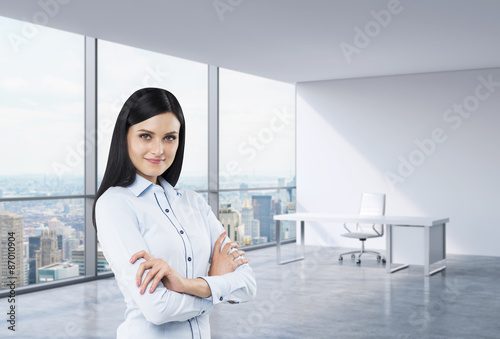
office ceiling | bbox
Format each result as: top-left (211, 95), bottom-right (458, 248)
top-left (1, 0), bottom-right (499, 84)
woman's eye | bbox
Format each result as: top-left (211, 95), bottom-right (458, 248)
top-left (165, 135), bottom-right (176, 141)
top-left (139, 134), bottom-right (151, 140)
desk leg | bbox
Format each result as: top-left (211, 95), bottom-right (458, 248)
top-left (425, 223), bottom-right (447, 276)
top-left (386, 223), bottom-right (391, 274)
top-left (387, 224), bottom-right (409, 274)
top-left (276, 219), bottom-right (305, 265)
top-left (425, 226), bottom-right (430, 276)
top-left (276, 220), bottom-right (282, 264)
top-left (300, 220), bottom-right (305, 259)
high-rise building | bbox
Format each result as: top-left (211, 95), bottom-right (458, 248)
top-left (239, 183), bottom-right (248, 202)
top-left (48, 217), bottom-right (60, 231)
top-left (71, 244), bottom-right (109, 276)
top-left (251, 219), bottom-right (260, 241)
top-left (63, 238), bottom-right (80, 261)
top-left (0, 211), bottom-right (25, 289)
top-left (277, 178), bottom-right (287, 204)
top-left (57, 224), bottom-right (79, 261)
top-left (241, 194), bottom-right (254, 238)
top-left (219, 203), bottom-right (245, 246)
top-left (252, 195), bottom-right (273, 242)
top-left (23, 241), bottom-right (29, 286)
top-left (286, 177), bottom-right (296, 202)
top-left (38, 262), bottom-right (79, 283)
top-left (35, 229), bottom-right (62, 283)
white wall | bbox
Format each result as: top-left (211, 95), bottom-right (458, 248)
top-left (296, 68), bottom-right (500, 257)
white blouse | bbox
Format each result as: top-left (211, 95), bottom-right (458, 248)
top-left (96, 174), bottom-right (256, 338)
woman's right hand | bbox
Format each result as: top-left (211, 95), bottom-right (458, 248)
top-left (208, 232), bottom-right (249, 276)
top-left (130, 250), bottom-right (187, 295)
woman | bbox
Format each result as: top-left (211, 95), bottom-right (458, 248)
top-left (93, 88), bottom-right (257, 338)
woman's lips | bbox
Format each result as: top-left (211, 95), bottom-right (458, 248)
top-left (145, 158), bottom-right (164, 164)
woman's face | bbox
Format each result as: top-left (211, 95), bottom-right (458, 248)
top-left (127, 112), bottom-right (181, 184)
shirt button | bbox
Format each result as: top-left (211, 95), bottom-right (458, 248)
top-left (188, 257), bottom-right (192, 261)
top-left (165, 208), bottom-right (169, 213)
top-left (219, 297), bottom-right (223, 301)
top-left (180, 230), bottom-right (184, 234)
top-left (201, 310), bottom-right (205, 314)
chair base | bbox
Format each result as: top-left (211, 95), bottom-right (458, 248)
top-left (338, 239), bottom-right (386, 264)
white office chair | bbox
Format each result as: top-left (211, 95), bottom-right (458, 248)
top-left (338, 193), bottom-right (386, 264)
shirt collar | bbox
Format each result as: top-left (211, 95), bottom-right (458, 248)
top-left (127, 174), bottom-right (181, 201)
top-left (158, 175), bottom-right (181, 201)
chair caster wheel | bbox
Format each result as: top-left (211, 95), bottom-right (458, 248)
top-left (382, 258), bottom-right (386, 264)
top-left (356, 259), bottom-right (361, 264)
top-left (339, 256), bottom-right (343, 261)
top-left (351, 254), bottom-right (356, 259)
top-left (377, 255), bottom-right (381, 260)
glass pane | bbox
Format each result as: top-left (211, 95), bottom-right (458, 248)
top-left (219, 69), bottom-right (296, 189)
top-left (97, 241), bottom-right (111, 274)
top-left (0, 199), bottom-right (84, 290)
top-left (97, 40), bottom-right (208, 190)
top-left (0, 16), bottom-right (84, 197)
top-left (218, 188), bottom-right (296, 247)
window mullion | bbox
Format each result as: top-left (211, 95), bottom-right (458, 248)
top-left (208, 65), bottom-right (219, 218)
top-left (84, 36), bottom-right (98, 278)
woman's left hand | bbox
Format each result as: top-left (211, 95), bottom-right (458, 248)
top-left (130, 250), bottom-right (186, 295)
top-left (209, 232), bottom-right (249, 276)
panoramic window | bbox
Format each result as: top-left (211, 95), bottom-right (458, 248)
top-left (0, 16), bottom-right (85, 289)
top-left (219, 69), bottom-right (296, 246)
top-left (0, 15), bottom-right (296, 294)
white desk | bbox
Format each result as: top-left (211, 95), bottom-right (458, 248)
top-left (273, 213), bottom-right (449, 276)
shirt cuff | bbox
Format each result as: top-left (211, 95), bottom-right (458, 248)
top-left (200, 276), bottom-right (231, 305)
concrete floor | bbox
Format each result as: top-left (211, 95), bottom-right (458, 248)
top-left (1, 245), bottom-right (499, 338)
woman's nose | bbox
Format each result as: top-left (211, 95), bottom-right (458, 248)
top-left (150, 139), bottom-right (163, 155)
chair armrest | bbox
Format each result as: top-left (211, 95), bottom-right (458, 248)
top-left (343, 222), bottom-right (352, 233)
top-left (372, 224), bottom-right (383, 236)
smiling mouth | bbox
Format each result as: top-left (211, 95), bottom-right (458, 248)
top-left (145, 158), bottom-right (164, 164)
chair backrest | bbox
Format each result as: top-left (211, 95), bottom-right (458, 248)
top-left (357, 193), bottom-right (386, 233)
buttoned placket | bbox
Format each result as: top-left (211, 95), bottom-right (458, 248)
top-left (152, 187), bottom-right (202, 338)
top-left (153, 187), bottom-right (195, 279)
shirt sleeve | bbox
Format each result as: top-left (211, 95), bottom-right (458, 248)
top-left (195, 193), bottom-right (257, 306)
top-left (96, 189), bottom-right (214, 325)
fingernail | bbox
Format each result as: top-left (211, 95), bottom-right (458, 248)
top-left (129, 257), bottom-right (134, 263)
top-left (139, 288), bottom-right (143, 294)
top-left (136, 280), bottom-right (140, 287)
top-left (149, 288), bottom-right (153, 293)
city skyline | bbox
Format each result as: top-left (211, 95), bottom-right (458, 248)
top-left (0, 175), bottom-right (296, 290)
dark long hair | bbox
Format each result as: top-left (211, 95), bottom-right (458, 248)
top-left (92, 88), bottom-right (185, 230)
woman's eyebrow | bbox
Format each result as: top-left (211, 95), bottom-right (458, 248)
top-left (137, 129), bottom-right (154, 134)
top-left (137, 129), bottom-right (178, 135)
